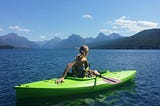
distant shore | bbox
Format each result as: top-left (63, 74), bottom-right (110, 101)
top-left (0, 45), bottom-right (14, 49)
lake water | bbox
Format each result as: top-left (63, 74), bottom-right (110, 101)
top-left (0, 49), bottom-right (160, 106)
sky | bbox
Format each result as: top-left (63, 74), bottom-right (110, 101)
top-left (0, 0), bottom-right (160, 41)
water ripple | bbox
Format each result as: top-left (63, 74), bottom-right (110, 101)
top-left (0, 49), bottom-right (160, 106)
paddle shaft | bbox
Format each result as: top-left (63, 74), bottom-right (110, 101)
top-left (100, 76), bottom-right (117, 83)
top-left (96, 74), bottom-right (121, 84)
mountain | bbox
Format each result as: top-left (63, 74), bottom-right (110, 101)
top-left (93, 29), bottom-right (160, 49)
top-left (94, 33), bottom-right (122, 42)
top-left (3, 29), bottom-right (159, 49)
top-left (94, 33), bottom-right (108, 42)
top-left (0, 33), bottom-right (40, 49)
top-left (41, 33), bottom-right (122, 49)
top-left (88, 33), bottom-right (123, 48)
top-left (53, 34), bottom-right (86, 49)
top-left (42, 37), bottom-right (62, 49)
top-left (0, 32), bottom-right (123, 49)
top-left (35, 40), bottom-right (49, 47)
top-left (107, 33), bottom-right (123, 39)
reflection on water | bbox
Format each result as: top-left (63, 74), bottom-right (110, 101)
top-left (16, 82), bottom-right (136, 106)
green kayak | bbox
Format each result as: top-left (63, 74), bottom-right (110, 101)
top-left (14, 70), bottom-right (136, 99)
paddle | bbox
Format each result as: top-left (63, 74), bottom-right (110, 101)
top-left (97, 74), bottom-right (121, 84)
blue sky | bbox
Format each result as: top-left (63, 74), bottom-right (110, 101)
top-left (0, 0), bottom-right (160, 41)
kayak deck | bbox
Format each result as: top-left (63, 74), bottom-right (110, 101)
top-left (14, 70), bottom-right (136, 99)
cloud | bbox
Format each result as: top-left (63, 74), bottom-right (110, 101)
top-left (53, 33), bottom-right (60, 36)
top-left (99, 29), bottom-right (112, 33)
top-left (114, 16), bottom-right (159, 32)
top-left (82, 14), bottom-right (93, 19)
top-left (9, 25), bottom-right (30, 32)
top-left (99, 29), bottom-right (120, 34)
top-left (40, 36), bottom-right (46, 39)
top-left (0, 28), bottom-right (3, 32)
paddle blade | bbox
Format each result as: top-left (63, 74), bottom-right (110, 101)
top-left (101, 76), bottom-right (121, 84)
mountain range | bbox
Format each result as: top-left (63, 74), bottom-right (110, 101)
top-left (0, 32), bottom-right (122, 49)
top-left (40, 33), bottom-right (122, 49)
top-left (0, 33), bottom-right (39, 49)
top-left (93, 29), bottom-right (160, 49)
top-left (0, 28), bottom-right (160, 49)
